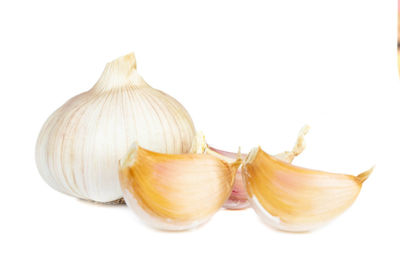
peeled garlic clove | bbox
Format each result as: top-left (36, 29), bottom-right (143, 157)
top-left (207, 125), bottom-right (310, 210)
top-left (35, 53), bottom-right (195, 203)
top-left (242, 147), bottom-right (373, 232)
top-left (119, 143), bottom-right (241, 231)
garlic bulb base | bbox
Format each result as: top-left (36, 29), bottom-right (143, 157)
top-left (78, 197), bottom-right (126, 206)
top-left (103, 198), bottom-right (126, 205)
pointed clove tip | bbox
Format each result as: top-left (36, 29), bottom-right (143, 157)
top-left (355, 166), bottom-right (375, 184)
top-left (300, 125), bottom-right (311, 135)
top-left (292, 125), bottom-right (310, 156)
top-left (236, 147), bottom-right (242, 159)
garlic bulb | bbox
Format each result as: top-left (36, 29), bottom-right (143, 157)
top-left (119, 141), bottom-right (240, 231)
top-left (242, 147), bottom-right (373, 232)
top-left (206, 126), bottom-right (309, 210)
top-left (35, 53), bottom-right (195, 203)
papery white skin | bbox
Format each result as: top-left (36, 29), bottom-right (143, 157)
top-left (35, 53), bottom-right (195, 202)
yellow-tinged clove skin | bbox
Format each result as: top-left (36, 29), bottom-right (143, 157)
top-left (242, 147), bottom-right (373, 232)
top-left (119, 143), bottom-right (241, 231)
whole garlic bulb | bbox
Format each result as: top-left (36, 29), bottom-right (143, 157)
top-left (35, 53), bottom-right (195, 203)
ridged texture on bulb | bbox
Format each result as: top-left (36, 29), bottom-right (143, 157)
top-left (119, 144), bottom-right (241, 231)
top-left (207, 125), bottom-right (310, 210)
top-left (242, 147), bottom-right (373, 232)
top-left (35, 53), bottom-right (195, 202)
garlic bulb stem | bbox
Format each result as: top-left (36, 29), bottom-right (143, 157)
top-left (94, 53), bottom-right (147, 90)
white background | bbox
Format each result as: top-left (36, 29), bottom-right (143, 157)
top-left (1, 0), bottom-right (399, 266)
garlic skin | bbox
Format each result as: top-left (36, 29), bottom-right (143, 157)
top-left (35, 53), bottom-right (195, 203)
top-left (242, 147), bottom-right (373, 232)
top-left (206, 147), bottom-right (248, 210)
top-left (207, 125), bottom-right (309, 210)
top-left (119, 143), bottom-right (240, 231)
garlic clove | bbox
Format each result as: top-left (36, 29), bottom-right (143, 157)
top-left (119, 143), bottom-right (241, 231)
top-left (35, 53), bottom-right (195, 203)
top-left (242, 146), bottom-right (373, 232)
top-left (206, 125), bottom-right (310, 210)
top-left (206, 147), bottom-right (249, 210)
